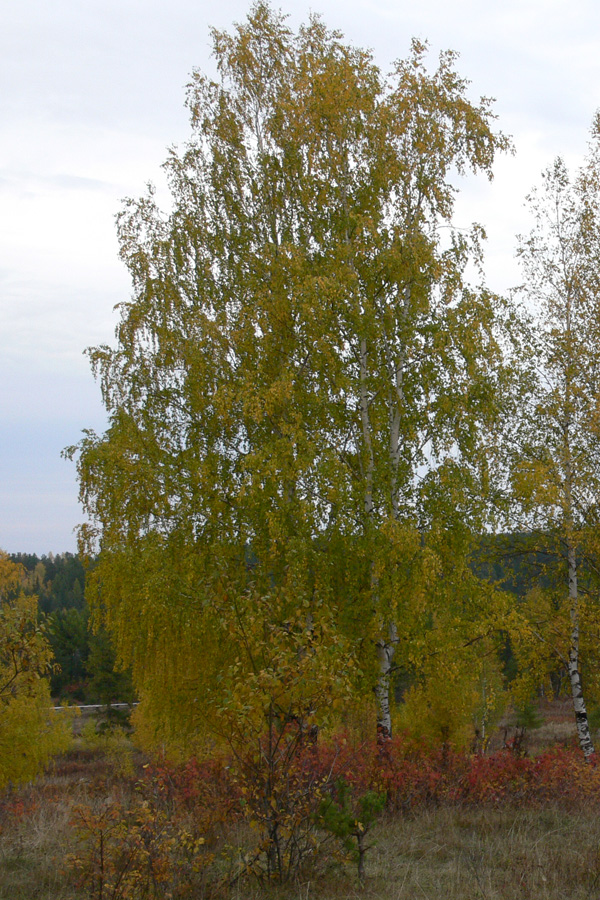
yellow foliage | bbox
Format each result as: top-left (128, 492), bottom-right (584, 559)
top-left (0, 683), bottom-right (70, 789)
top-left (0, 551), bottom-right (71, 786)
top-left (130, 694), bottom-right (217, 763)
top-left (395, 656), bottom-right (506, 751)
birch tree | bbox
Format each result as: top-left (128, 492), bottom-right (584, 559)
top-left (513, 121), bottom-right (600, 759)
top-left (71, 2), bottom-right (515, 747)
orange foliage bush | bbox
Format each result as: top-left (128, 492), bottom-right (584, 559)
top-left (69, 760), bottom-right (235, 899)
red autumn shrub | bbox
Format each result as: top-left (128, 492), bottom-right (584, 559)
top-left (280, 732), bottom-right (600, 813)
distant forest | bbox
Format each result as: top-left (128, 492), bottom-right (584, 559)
top-left (10, 552), bottom-right (134, 705)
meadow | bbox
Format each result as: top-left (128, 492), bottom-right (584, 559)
top-left (3, 701), bottom-right (600, 900)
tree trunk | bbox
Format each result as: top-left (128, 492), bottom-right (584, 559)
top-left (359, 337), bottom-right (374, 517)
top-left (375, 621), bottom-right (398, 738)
top-left (567, 542), bottom-right (595, 760)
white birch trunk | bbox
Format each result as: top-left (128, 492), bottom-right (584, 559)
top-left (388, 285), bottom-right (411, 520)
top-left (375, 621), bottom-right (398, 737)
top-left (563, 401), bottom-right (595, 760)
top-left (567, 541), bottom-right (595, 759)
top-left (359, 337), bottom-right (375, 517)
top-left (373, 286), bottom-right (414, 736)
top-left (360, 335), bottom-right (400, 734)
top-left (360, 334), bottom-right (393, 732)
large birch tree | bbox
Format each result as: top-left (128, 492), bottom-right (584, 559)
top-left (71, 2), bottom-right (516, 746)
top-left (512, 121), bottom-right (600, 760)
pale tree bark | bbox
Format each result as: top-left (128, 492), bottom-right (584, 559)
top-left (375, 621), bottom-right (398, 737)
top-left (564, 408), bottom-right (595, 759)
top-left (374, 287), bottom-right (412, 736)
top-left (360, 334), bottom-right (389, 732)
top-left (371, 286), bottom-right (414, 736)
top-left (360, 334), bottom-right (392, 733)
top-left (359, 337), bottom-right (375, 517)
top-left (361, 333), bottom-right (401, 735)
top-left (567, 541), bottom-right (595, 759)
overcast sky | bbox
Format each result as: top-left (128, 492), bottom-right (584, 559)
top-left (2, 0), bottom-right (600, 554)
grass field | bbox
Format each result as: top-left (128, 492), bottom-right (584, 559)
top-left (2, 702), bottom-right (600, 899)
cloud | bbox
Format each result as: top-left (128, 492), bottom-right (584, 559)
top-left (3, 172), bottom-right (116, 193)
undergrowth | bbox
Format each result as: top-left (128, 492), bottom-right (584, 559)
top-left (3, 723), bottom-right (600, 898)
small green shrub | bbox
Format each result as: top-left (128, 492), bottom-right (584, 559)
top-left (316, 779), bottom-right (386, 882)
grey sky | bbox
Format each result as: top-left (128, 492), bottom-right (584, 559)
top-left (2, 0), bottom-right (600, 553)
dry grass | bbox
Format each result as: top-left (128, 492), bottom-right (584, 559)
top-left (367, 805), bottom-right (600, 900)
top-left (0, 790), bottom-right (76, 899)
top-left (0, 732), bottom-right (144, 900)
top-left (221, 806), bottom-right (600, 900)
top-left (6, 789), bottom-right (600, 900)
